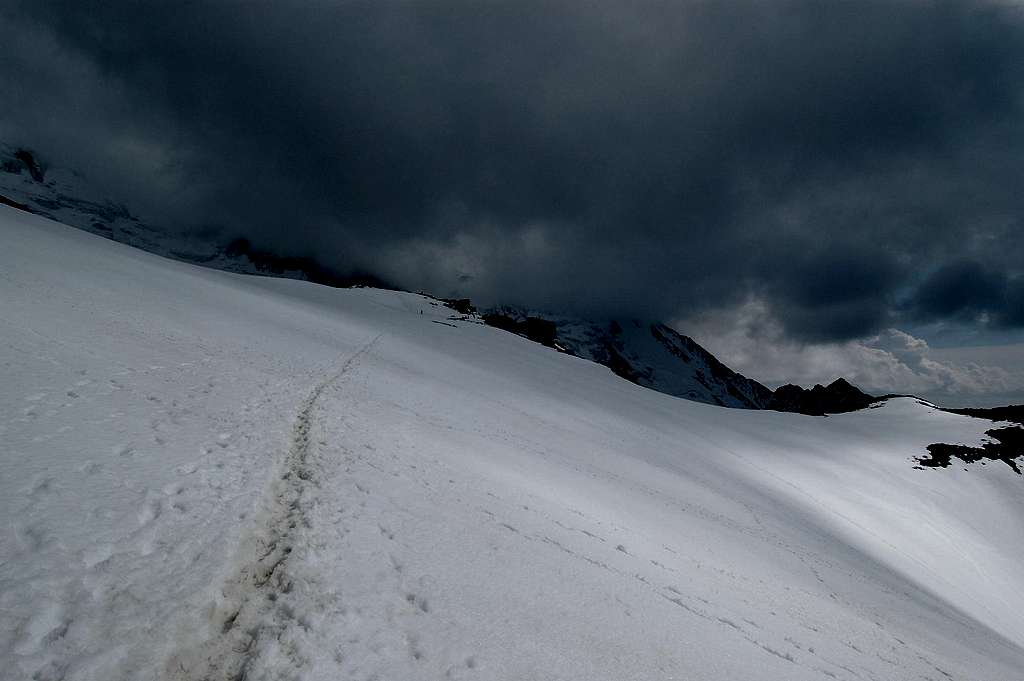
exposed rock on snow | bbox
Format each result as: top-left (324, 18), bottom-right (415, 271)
top-left (918, 404), bottom-right (1024, 474)
top-left (767, 378), bottom-right (878, 416)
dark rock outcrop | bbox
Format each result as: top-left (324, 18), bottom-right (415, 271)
top-left (14, 149), bottom-right (45, 182)
top-left (2, 148), bottom-right (45, 182)
top-left (767, 378), bottom-right (877, 416)
top-left (917, 428), bottom-right (1024, 475)
top-left (481, 311), bottom-right (559, 348)
top-left (222, 237), bottom-right (391, 290)
top-left (0, 194), bottom-right (29, 211)
top-left (943, 405), bottom-right (1024, 425)
top-left (442, 298), bottom-right (476, 315)
top-left (916, 404), bottom-right (1024, 474)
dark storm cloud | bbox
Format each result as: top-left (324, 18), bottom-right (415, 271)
top-left (3, 1), bottom-right (1024, 338)
top-left (908, 260), bottom-right (1024, 328)
top-left (759, 248), bottom-right (903, 341)
top-left (1004, 279), bottom-right (1024, 327)
top-left (909, 260), bottom-right (1005, 319)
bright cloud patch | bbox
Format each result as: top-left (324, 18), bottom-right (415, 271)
top-left (686, 299), bottom-right (1019, 406)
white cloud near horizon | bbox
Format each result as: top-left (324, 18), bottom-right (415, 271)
top-left (683, 299), bottom-right (1023, 407)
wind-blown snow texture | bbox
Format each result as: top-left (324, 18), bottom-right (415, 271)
top-left (2, 205), bottom-right (1024, 680)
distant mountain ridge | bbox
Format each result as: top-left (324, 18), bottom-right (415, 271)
top-left (1, 144), bottom-right (877, 415)
top-left (479, 307), bottom-right (877, 414)
top-left (768, 378), bottom-right (878, 416)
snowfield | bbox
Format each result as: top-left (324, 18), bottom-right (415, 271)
top-left (2, 204), bottom-right (1023, 681)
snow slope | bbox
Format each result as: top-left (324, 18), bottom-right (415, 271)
top-left (2, 205), bottom-right (1024, 681)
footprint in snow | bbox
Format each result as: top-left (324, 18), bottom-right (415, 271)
top-left (135, 525), bottom-right (159, 556)
top-left (406, 592), bottom-right (430, 613)
top-left (15, 523), bottom-right (53, 552)
top-left (13, 600), bottom-right (67, 655)
top-left (137, 495), bottom-right (163, 527)
top-left (162, 482), bottom-right (185, 496)
top-left (78, 460), bottom-right (102, 475)
top-left (175, 461), bottom-right (199, 475)
top-left (28, 475), bottom-right (55, 498)
top-left (82, 542), bottom-right (114, 568)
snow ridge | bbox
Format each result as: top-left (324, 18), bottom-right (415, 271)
top-left (165, 334), bottom-right (383, 681)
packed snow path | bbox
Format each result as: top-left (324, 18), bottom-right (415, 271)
top-left (2, 205), bottom-right (1024, 680)
top-left (168, 334), bottom-right (383, 680)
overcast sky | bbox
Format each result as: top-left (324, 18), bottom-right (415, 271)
top-left (2, 1), bottom-right (1023, 405)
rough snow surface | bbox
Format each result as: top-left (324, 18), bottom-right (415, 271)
top-left (2, 205), bottom-right (1024, 680)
